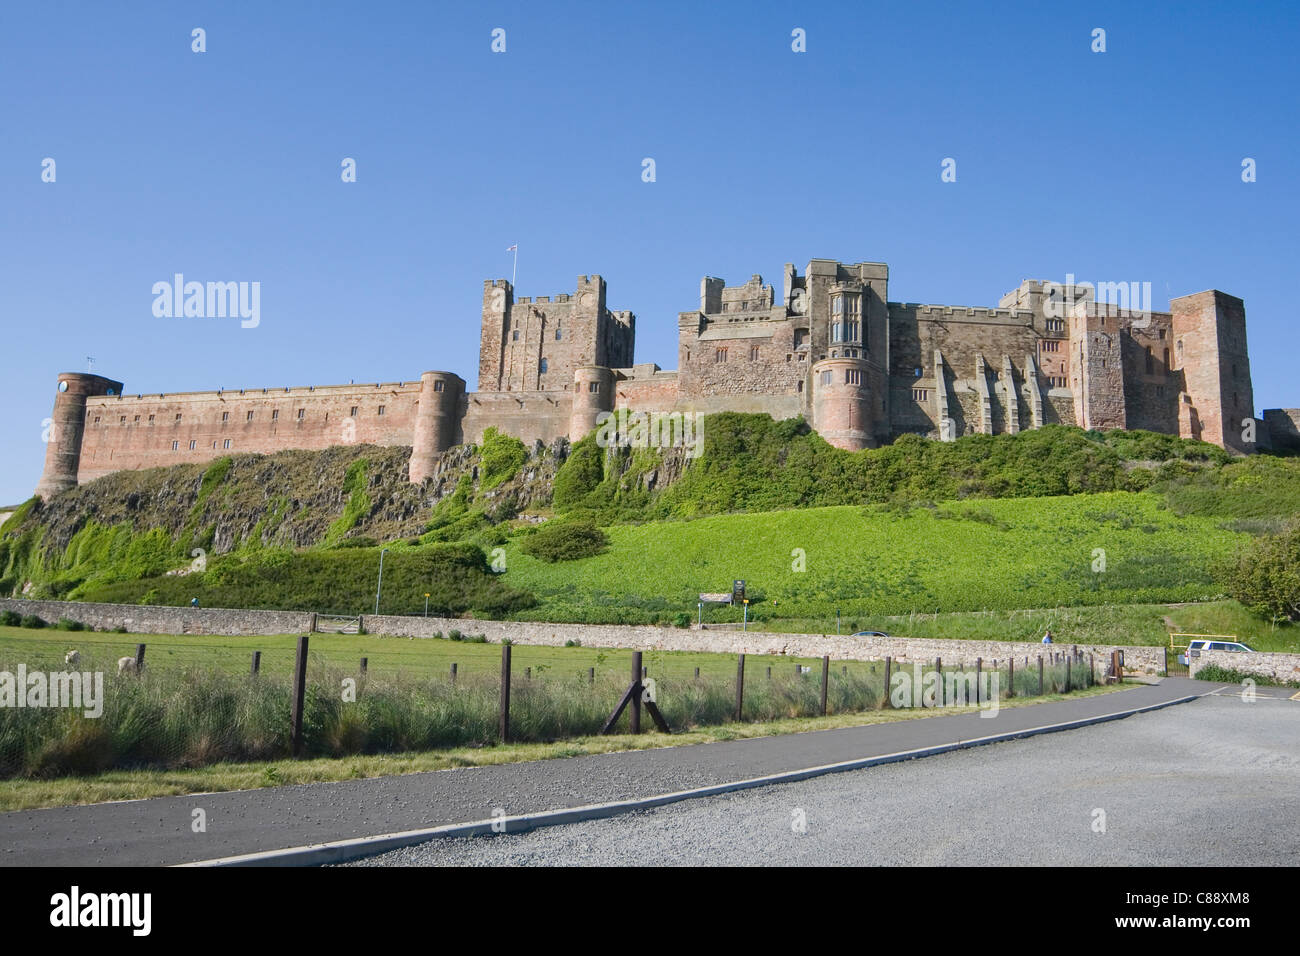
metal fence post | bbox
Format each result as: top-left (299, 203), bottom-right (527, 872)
top-left (735, 653), bottom-right (745, 722)
top-left (499, 643), bottom-right (512, 743)
top-left (290, 635), bottom-right (308, 757)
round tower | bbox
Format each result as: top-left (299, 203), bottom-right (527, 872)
top-left (408, 371), bottom-right (465, 483)
top-left (569, 366), bottom-right (614, 443)
top-left (810, 357), bottom-right (872, 451)
top-left (34, 373), bottom-right (124, 499)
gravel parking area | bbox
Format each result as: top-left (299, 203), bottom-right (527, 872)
top-left (348, 695), bottom-right (1300, 866)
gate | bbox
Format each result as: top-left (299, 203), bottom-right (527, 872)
top-left (314, 614), bottom-right (361, 634)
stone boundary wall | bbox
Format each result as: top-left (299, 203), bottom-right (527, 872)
top-left (1189, 649), bottom-right (1300, 686)
top-left (0, 599), bottom-right (314, 637)
top-left (361, 614), bottom-right (1166, 674)
top-left (0, 599), bottom-right (1167, 674)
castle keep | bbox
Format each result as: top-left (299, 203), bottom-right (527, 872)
top-left (35, 258), bottom-right (1291, 499)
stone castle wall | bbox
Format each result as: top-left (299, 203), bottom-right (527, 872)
top-left (34, 259), bottom-right (1271, 498)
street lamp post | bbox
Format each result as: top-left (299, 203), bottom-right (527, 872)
top-left (424, 593), bottom-right (430, 617)
top-left (697, 601), bottom-right (702, 628)
top-left (374, 548), bottom-right (389, 615)
top-left (743, 598), bottom-right (749, 631)
top-left (837, 608), bottom-right (841, 635)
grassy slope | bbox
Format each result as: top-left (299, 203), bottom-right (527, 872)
top-left (502, 492), bottom-right (1243, 623)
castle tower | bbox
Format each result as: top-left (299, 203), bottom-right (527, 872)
top-left (408, 371), bottom-right (465, 483)
top-left (1068, 308), bottom-right (1127, 430)
top-left (569, 366), bottom-right (614, 443)
top-left (811, 356), bottom-right (873, 450)
top-left (34, 372), bottom-right (124, 499)
top-left (479, 279), bottom-right (513, 391)
top-left (1171, 291), bottom-right (1253, 453)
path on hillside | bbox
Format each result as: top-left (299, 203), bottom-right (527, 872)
top-left (0, 679), bottom-right (1266, 867)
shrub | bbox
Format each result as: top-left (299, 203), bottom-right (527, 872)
top-left (479, 428), bottom-right (528, 490)
top-left (20, 615), bottom-right (46, 629)
top-left (0, 610), bottom-right (20, 627)
top-left (448, 629), bottom-right (463, 641)
top-left (673, 612), bottom-right (692, 628)
top-left (56, 617), bottom-right (85, 632)
top-left (519, 520), bottom-right (609, 563)
top-left (564, 639), bottom-right (582, 647)
top-left (1216, 523), bottom-right (1300, 622)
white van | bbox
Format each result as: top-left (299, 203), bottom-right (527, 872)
top-left (1179, 639), bottom-right (1255, 666)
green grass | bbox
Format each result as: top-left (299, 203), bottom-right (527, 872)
top-left (500, 492), bottom-right (1244, 624)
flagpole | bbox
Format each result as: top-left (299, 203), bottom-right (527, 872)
top-left (512, 244), bottom-right (517, 287)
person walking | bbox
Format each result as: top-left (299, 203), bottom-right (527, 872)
top-left (1041, 628), bottom-right (1054, 644)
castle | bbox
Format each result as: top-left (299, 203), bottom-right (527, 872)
top-left (34, 257), bottom-right (1300, 499)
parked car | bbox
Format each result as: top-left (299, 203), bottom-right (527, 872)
top-left (1178, 639), bottom-right (1256, 666)
top-left (850, 630), bottom-right (890, 638)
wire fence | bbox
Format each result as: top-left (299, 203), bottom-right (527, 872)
top-left (0, 635), bottom-right (1105, 780)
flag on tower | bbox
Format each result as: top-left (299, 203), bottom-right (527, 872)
top-left (506, 244), bottom-right (517, 252)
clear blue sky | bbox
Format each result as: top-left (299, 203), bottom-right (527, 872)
top-left (3, 1), bottom-right (1297, 504)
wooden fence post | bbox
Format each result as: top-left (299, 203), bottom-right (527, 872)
top-left (499, 643), bottom-right (511, 743)
top-left (134, 643), bottom-right (146, 671)
top-left (1038, 655), bottom-right (1044, 696)
top-left (630, 652), bottom-right (642, 735)
top-left (936, 657), bottom-right (942, 706)
top-left (976, 658), bottom-right (982, 705)
top-left (766, 666), bottom-right (771, 679)
top-left (735, 653), bottom-right (745, 722)
top-left (450, 662), bottom-right (457, 683)
top-left (526, 667), bottom-right (531, 680)
top-left (1065, 655), bottom-right (1071, 693)
top-left (820, 656), bottom-right (829, 716)
top-left (1008, 657), bottom-right (1014, 699)
top-left (250, 650), bottom-right (261, 677)
top-left (883, 656), bottom-right (892, 708)
top-left (360, 657), bottom-right (367, 675)
top-left (290, 635), bottom-right (308, 757)
top-left (694, 666), bottom-right (700, 679)
top-left (588, 666), bottom-right (594, 684)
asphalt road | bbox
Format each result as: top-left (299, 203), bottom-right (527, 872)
top-left (349, 690), bottom-right (1300, 866)
top-left (0, 678), bottom-right (1275, 866)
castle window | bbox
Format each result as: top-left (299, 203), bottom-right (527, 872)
top-left (175, 413), bottom-right (182, 421)
top-left (1158, 329), bottom-right (1166, 339)
top-left (512, 330), bottom-right (520, 341)
top-left (350, 406), bottom-right (359, 416)
top-left (171, 441), bottom-right (179, 451)
top-left (224, 439), bottom-right (232, 449)
top-left (555, 329), bottom-right (562, 341)
top-left (134, 415), bottom-right (140, 423)
top-left (1041, 340), bottom-right (1060, 353)
top-left (820, 370), bottom-right (833, 386)
top-left (588, 381), bottom-right (600, 393)
top-left (271, 409), bottom-right (279, 421)
top-left (797, 381), bottom-right (803, 392)
top-left (222, 411), bottom-right (230, 422)
top-left (1163, 348), bottom-right (1169, 369)
top-left (539, 359), bottom-right (548, 374)
top-left (93, 415), bottom-right (101, 424)
top-left (715, 348), bottom-right (727, 363)
top-left (247, 410), bottom-right (254, 421)
top-left (297, 408), bottom-right (305, 419)
top-left (1156, 385), bottom-right (1165, 397)
top-left (914, 368), bottom-right (922, 378)
top-left (377, 405), bottom-right (386, 416)
top-left (119, 415), bottom-right (126, 424)
top-left (148, 415), bottom-right (154, 423)
top-left (212, 441), bottom-right (218, 449)
top-left (794, 329), bottom-right (809, 349)
top-left (1145, 347), bottom-right (1154, 374)
top-left (845, 369), bottom-right (861, 385)
top-left (433, 381), bottom-right (444, 393)
top-left (750, 347), bottom-right (760, 361)
top-left (1046, 319), bottom-right (1065, 333)
top-left (912, 388), bottom-right (929, 401)
top-left (189, 440), bottom-right (196, 450)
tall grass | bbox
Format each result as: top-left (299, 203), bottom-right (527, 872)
top-left (0, 656), bottom-right (1093, 780)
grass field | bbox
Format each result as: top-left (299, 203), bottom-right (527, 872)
top-left (0, 625), bottom-right (877, 684)
top-left (501, 492), bottom-right (1243, 623)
